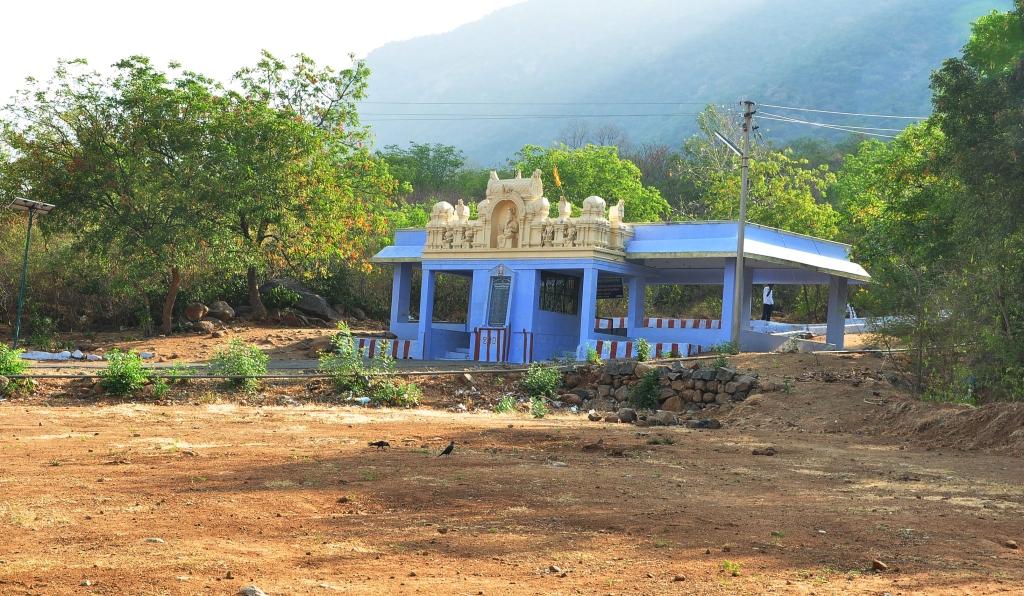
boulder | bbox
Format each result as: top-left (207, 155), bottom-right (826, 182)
top-left (715, 392), bottom-right (730, 404)
top-left (351, 306), bottom-right (368, 321)
top-left (651, 410), bottom-right (680, 426)
top-left (685, 418), bottom-right (722, 430)
top-left (613, 385), bottom-right (630, 402)
top-left (194, 320), bottom-right (216, 334)
top-left (603, 413), bottom-right (620, 423)
top-left (0, 375), bottom-right (9, 393)
top-left (670, 380), bottom-right (686, 390)
top-left (597, 385), bottom-right (612, 398)
top-left (260, 278), bottom-right (340, 322)
top-left (208, 300), bottom-right (235, 322)
top-left (562, 371), bottom-right (583, 389)
top-left (735, 375), bottom-right (756, 392)
top-left (715, 367), bottom-right (737, 382)
top-left (634, 362), bottom-right (656, 378)
top-left (658, 387), bottom-right (676, 400)
top-left (201, 316), bottom-right (223, 327)
top-left (588, 410), bottom-right (602, 422)
top-left (706, 380), bottom-right (718, 393)
top-left (702, 392), bottom-right (716, 403)
top-left (723, 381), bottom-right (739, 393)
top-left (571, 387), bottom-right (595, 401)
top-left (617, 408), bottom-right (638, 423)
top-left (560, 393), bottom-right (584, 406)
top-left (184, 303), bottom-right (208, 322)
top-left (661, 395), bottom-right (685, 412)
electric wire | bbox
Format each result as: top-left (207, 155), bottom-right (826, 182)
top-left (760, 102), bottom-right (928, 120)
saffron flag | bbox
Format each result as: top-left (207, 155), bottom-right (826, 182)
top-left (552, 165), bottom-right (562, 188)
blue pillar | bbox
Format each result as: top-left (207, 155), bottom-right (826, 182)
top-left (826, 276), bottom-right (848, 350)
top-left (720, 259), bottom-right (737, 345)
top-left (577, 267), bottom-right (599, 359)
top-left (389, 263), bottom-right (412, 332)
top-left (468, 269), bottom-right (491, 331)
top-left (627, 276), bottom-right (646, 334)
top-left (417, 267), bottom-right (436, 359)
top-left (509, 269), bottom-right (539, 364)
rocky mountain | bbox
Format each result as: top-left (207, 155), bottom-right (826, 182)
top-left (362, 0), bottom-right (1009, 164)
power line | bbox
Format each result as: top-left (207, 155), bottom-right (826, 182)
top-left (360, 112), bottom-right (705, 121)
top-left (360, 100), bottom-right (718, 106)
top-left (758, 113), bottom-right (898, 139)
top-left (759, 111), bottom-right (905, 132)
top-left (760, 102), bottom-right (928, 120)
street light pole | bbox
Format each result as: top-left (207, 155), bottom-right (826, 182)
top-left (730, 100), bottom-right (756, 349)
top-left (13, 207), bottom-right (35, 348)
top-left (7, 198), bottom-right (55, 348)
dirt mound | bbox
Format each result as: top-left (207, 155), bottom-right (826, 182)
top-left (868, 398), bottom-right (1024, 455)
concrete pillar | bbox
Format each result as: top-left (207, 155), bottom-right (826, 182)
top-left (627, 276), bottom-right (646, 334)
top-left (577, 267), bottom-right (599, 358)
top-left (467, 269), bottom-right (491, 331)
top-left (826, 276), bottom-right (848, 350)
top-left (417, 267), bottom-right (436, 359)
top-left (740, 267), bottom-right (753, 331)
top-left (719, 259), bottom-right (737, 344)
top-left (509, 269), bottom-right (539, 364)
top-left (389, 263), bottom-right (412, 331)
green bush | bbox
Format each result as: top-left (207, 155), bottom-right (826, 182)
top-left (586, 346), bottom-right (603, 365)
top-left (320, 322), bottom-right (372, 392)
top-left (368, 376), bottom-right (421, 407)
top-left (521, 362), bottom-right (561, 398)
top-left (635, 338), bottom-right (651, 362)
top-left (494, 393), bottom-right (517, 413)
top-left (209, 339), bottom-right (269, 391)
top-left (530, 395), bottom-right (549, 418)
top-left (265, 285), bottom-right (301, 310)
top-left (0, 345), bottom-right (31, 396)
top-left (630, 369), bottom-right (661, 409)
top-left (98, 350), bottom-right (150, 396)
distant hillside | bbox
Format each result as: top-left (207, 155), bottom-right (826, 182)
top-left (362, 0), bottom-right (1008, 164)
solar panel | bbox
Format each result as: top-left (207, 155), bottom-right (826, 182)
top-left (8, 198), bottom-right (56, 214)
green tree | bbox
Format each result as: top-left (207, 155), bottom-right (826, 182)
top-left (378, 142), bottom-right (465, 202)
top-left (513, 144), bottom-right (670, 222)
top-left (0, 57), bottom-right (220, 334)
top-left (222, 52), bottom-right (400, 318)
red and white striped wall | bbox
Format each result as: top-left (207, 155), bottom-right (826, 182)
top-left (473, 327), bottom-right (512, 362)
top-left (595, 317), bottom-right (723, 330)
top-left (355, 337), bottom-right (417, 359)
top-left (590, 339), bottom-right (707, 360)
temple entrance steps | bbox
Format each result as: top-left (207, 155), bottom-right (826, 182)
top-left (441, 347), bottom-right (471, 360)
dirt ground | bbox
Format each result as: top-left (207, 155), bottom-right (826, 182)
top-left (2, 351), bottom-right (1023, 595)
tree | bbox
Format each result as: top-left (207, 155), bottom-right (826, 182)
top-left (224, 52), bottom-right (399, 319)
top-left (0, 57), bottom-right (220, 334)
top-left (513, 144), bottom-right (670, 222)
top-left (377, 142), bottom-right (464, 203)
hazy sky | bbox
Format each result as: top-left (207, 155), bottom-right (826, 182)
top-left (0, 0), bottom-right (522, 102)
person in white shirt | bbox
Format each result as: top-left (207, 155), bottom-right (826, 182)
top-left (761, 285), bottom-right (775, 321)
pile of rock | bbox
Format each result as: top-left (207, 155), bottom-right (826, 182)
top-left (578, 359), bottom-right (758, 426)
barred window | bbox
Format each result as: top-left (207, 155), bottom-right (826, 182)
top-left (539, 272), bottom-right (580, 315)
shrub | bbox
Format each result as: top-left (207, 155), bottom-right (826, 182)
top-left (26, 314), bottom-right (57, 350)
top-left (494, 393), bottom-right (517, 413)
top-left (586, 346), bottom-right (603, 365)
top-left (209, 339), bottom-right (269, 391)
top-left (368, 376), bottom-right (421, 408)
top-left (152, 377), bottom-right (170, 399)
top-left (530, 395), bottom-right (549, 418)
top-left (265, 285), bottom-right (301, 310)
top-left (713, 341), bottom-right (739, 355)
top-left (630, 369), bottom-right (661, 409)
top-left (521, 362), bottom-right (561, 398)
top-left (98, 350), bottom-right (150, 396)
top-left (319, 322), bottom-right (371, 392)
top-left (635, 338), bottom-right (651, 362)
top-left (711, 353), bottom-right (730, 369)
top-left (0, 345), bottom-right (31, 396)
top-left (721, 560), bottom-right (741, 577)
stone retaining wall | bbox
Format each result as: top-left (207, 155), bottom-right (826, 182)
top-left (589, 359), bottom-right (758, 415)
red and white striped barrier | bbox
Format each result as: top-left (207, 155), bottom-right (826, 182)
top-left (595, 317), bottom-right (722, 330)
top-left (591, 340), bottom-right (707, 359)
top-left (473, 327), bottom-right (511, 362)
top-left (355, 337), bottom-right (416, 359)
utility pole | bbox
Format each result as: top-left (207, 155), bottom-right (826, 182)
top-left (7, 198), bottom-right (55, 348)
top-left (730, 100), bottom-right (756, 349)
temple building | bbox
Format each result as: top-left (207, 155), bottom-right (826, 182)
top-left (371, 170), bottom-right (870, 362)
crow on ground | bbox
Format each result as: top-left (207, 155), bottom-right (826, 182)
top-left (438, 440), bottom-right (455, 457)
top-left (368, 441), bottom-right (390, 450)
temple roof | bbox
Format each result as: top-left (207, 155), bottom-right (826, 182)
top-left (371, 221), bottom-right (870, 283)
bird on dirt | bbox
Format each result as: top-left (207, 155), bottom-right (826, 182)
top-left (368, 440), bottom-right (390, 450)
top-left (438, 440), bottom-right (455, 457)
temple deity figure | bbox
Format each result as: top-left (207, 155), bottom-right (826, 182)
top-left (455, 199), bottom-right (470, 222)
top-left (463, 227), bottom-right (476, 248)
top-left (564, 223), bottom-right (578, 247)
top-left (497, 210), bottom-right (519, 249)
top-left (441, 228), bottom-right (455, 249)
top-left (540, 224), bottom-right (555, 247)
